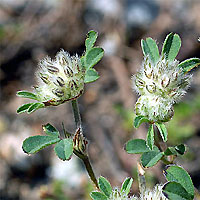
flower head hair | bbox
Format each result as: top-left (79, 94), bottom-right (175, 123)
top-left (133, 33), bottom-right (199, 123)
top-left (17, 30), bottom-right (104, 114)
top-left (35, 49), bottom-right (84, 106)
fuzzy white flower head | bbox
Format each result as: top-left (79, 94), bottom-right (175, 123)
top-left (110, 187), bottom-right (135, 200)
top-left (108, 185), bottom-right (167, 200)
top-left (136, 184), bottom-right (168, 200)
top-left (132, 34), bottom-right (194, 123)
top-left (133, 55), bottom-right (191, 122)
top-left (35, 49), bottom-right (85, 106)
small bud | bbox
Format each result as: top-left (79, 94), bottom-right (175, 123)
top-left (73, 128), bottom-right (88, 155)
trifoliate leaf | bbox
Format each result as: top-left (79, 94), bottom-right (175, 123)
top-left (17, 91), bottom-right (38, 100)
top-left (175, 144), bottom-right (186, 155)
top-left (164, 144), bottom-right (186, 156)
top-left (164, 165), bottom-right (194, 199)
top-left (121, 177), bottom-right (133, 195)
top-left (85, 30), bottom-right (98, 51)
top-left (98, 176), bottom-right (112, 198)
top-left (164, 147), bottom-right (178, 156)
top-left (146, 124), bottom-right (154, 150)
top-left (163, 182), bottom-right (193, 200)
top-left (141, 38), bottom-right (160, 65)
top-left (90, 192), bottom-right (108, 200)
top-left (54, 139), bottom-right (73, 161)
top-left (16, 103), bottom-right (33, 114)
top-left (22, 135), bottom-right (60, 154)
top-left (27, 102), bottom-right (44, 114)
top-left (125, 139), bottom-right (150, 154)
top-left (178, 58), bottom-right (200, 73)
top-left (141, 150), bottom-right (164, 168)
top-left (155, 122), bottom-right (168, 142)
top-left (84, 68), bottom-right (100, 83)
top-left (43, 123), bottom-right (59, 137)
top-left (85, 47), bottom-right (104, 70)
top-left (134, 115), bottom-right (149, 128)
top-left (162, 33), bottom-right (181, 61)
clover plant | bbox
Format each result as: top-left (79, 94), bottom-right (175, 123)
top-left (16, 31), bottom-right (200, 200)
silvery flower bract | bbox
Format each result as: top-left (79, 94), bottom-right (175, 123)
top-left (35, 49), bottom-right (85, 106)
top-left (133, 34), bottom-right (193, 123)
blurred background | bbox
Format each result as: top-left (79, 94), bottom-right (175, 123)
top-left (0, 0), bottom-right (200, 199)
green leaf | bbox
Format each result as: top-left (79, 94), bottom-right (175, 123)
top-left (121, 177), bottom-right (133, 195)
top-left (84, 68), bottom-right (100, 83)
top-left (85, 47), bottom-right (104, 70)
top-left (141, 150), bottom-right (163, 168)
top-left (164, 144), bottom-right (186, 156)
top-left (125, 139), bottom-right (150, 154)
top-left (164, 165), bottom-right (194, 199)
top-left (90, 192), bottom-right (108, 200)
top-left (16, 103), bottom-right (33, 114)
top-left (43, 123), bottom-right (59, 137)
top-left (85, 30), bottom-right (98, 51)
top-left (175, 144), bottom-right (186, 155)
top-left (22, 135), bottom-right (60, 154)
top-left (164, 147), bottom-right (178, 156)
top-left (27, 102), bottom-right (44, 114)
top-left (141, 38), bottom-right (160, 65)
top-left (155, 122), bottom-right (168, 142)
top-left (163, 182), bottom-right (193, 200)
top-left (54, 139), bottom-right (73, 161)
top-left (146, 124), bottom-right (154, 150)
top-left (80, 56), bottom-right (85, 69)
top-left (17, 91), bottom-right (38, 100)
top-left (98, 176), bottom-right (112, 198)
top-left (134, 115), bottom-right (149, 128)
top-left (178, 58), bottom-right (200, 74)
top-left (162, 33), bottom-right (181, 61)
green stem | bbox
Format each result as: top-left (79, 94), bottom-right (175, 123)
top-left (154, 125), bottom-right (174, 164)
top-left (71, 99), bottom-right (99, 189)
top-left (71, 99), bottom-right (82, 130)
top-left (161, 157), bottom-right (173, 165)
top-left (137, 163), bottom-right (146, 196)
top-left (73, 150), bottom-right (99, 189)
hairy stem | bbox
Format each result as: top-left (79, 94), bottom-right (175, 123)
top-left (137, 163), bottom-right (146, 196)
top-left (71, 99), bottom-right (99, 189)
top-left (71, 99), bottom-right (82, 130)
top-left (73, 150), bottom-right (99, 189)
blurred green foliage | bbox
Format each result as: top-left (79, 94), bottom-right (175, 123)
top-left (167, 94), bottom-right (200, 144)
top-left (114, 104), bottom-right (135, 132)
top-left (45, 180), bottom-right (69, 200)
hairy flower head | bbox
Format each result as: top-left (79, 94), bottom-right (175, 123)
top-left (35, 49), bottom-right (85, 106)
top-left (136, 184), bottom-right (168, 200)
top-left (133, 55), bottom-right (191, 122)
top-left (132, 34), bottom-right (195, 123)
top-left (110, 188), bottom-right (135, 200)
